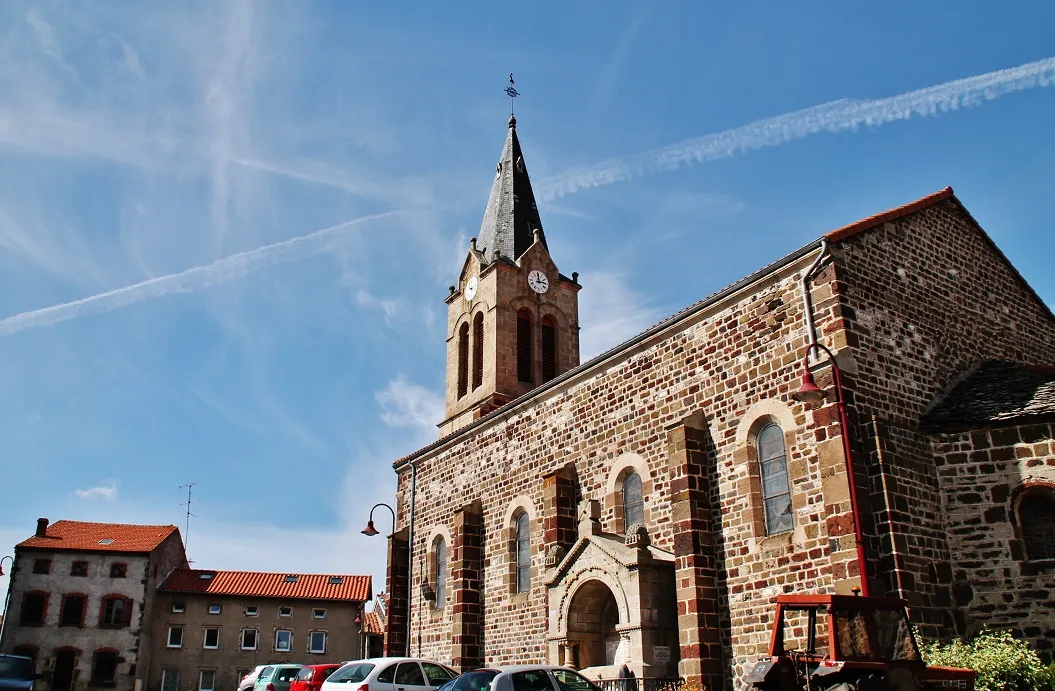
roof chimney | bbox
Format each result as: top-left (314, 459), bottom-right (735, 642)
top-left (36, 517), bottom-right (49, 537)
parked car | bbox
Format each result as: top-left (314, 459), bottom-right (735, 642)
top-left (291, 665), bottom-right (342, 691)
top-left (255, 665), bottom-right (304, 691)
top-left (321, 658), bottom-right (456, 691)
top-left (0, 655), bottom-right (37, 691)
top-left (471, 666), bottom-right (599, 691)
top-left (436, 670), bottom-right (499, 691)
top-left (240, 666), bottom-right (270, 691)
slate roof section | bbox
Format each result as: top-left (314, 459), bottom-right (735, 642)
top-left (476, 116), bottom-right (547, 264)
top-left (160, 569), bottom-right (372, 602)
top-left (922, 360), bottom-right (1055, 431)
top-left (17, 521), bottom-right (179, 553)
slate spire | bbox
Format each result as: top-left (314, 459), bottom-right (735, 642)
top-left (476, 116), bottom-right (547, 264)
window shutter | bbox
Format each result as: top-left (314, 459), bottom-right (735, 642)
top-left (517, 313), bottom-right (532, 384)
top-left (541, 318), bottom-right (556, 383)
top-left (472, 314), bottom-right (484, 390)
top-left (457, 323), bottom-right (469, 399)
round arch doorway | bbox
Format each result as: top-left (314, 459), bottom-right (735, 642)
top-left (567, 579), bottom-right (623, 669)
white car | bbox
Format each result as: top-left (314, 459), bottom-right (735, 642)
top-left (239, 666), bottom-right (270, 691)
top-left (321, 658), bottom-right (456, 691)
top-left (488, 666), bottom-right (598, 691)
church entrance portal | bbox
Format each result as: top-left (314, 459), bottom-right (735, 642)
top-left (567, 580), bottom-right (622, 668)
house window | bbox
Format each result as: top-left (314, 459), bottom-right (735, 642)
top-left (90, 650), bottom-right (118, 687)
top-left (241, 628), bottom-right (259, 651)
top-left (312, 608), bottom-right (326, 619)
top-left (71, 561), bottom-right (89, 577)
top-left (60, 594), bottom-right (85, 627)
top-left (167, 627), bottom-right (184, 648)
top-left (244, 605), bottom-right (258, 616)
top-left (622, 472), bottom-right (644, 530)
top-left (161, 670), bottom-right (179, 691)
top-left (433, 537), bottom-right (447, 609)
top-left (207, 604), bottom-right (222, 615)
top-left (32, 559), bottom-right (51, 575)
top-left (203, 628), bottom-right (220, 650)
top-left (472, 313), bottom-right (484, 391)
top-left (279, 607), bottom-right (292, 617)
top-left (517, 310), bottom-right (533, 384)
top-left (283, 575), bottom-right (298, 583)
top-left (758, 423), bottom-right (793, 535)
top-left (308, 631), bottom-right (327, 654)
top-left (199, 670), bottom-right (216, 691)
top-left (457, 322), bottom-right (470, 399)
top-left (516, 512), bottom-right (530, 593)
top-left (19, 592), bottom-right (46, 626)
top-left (1020, 490), bottom-right (1055, 561)
top-left (109, 564), bottom-right (127, 578)
top-left (275, 630), bottom-right (292, 652)
top-left (172, 603), bottom-right (185, 614)
top-left (540, 315), bottom-right (556, 383)
top-left (101, 597), bottom-right (131, 627)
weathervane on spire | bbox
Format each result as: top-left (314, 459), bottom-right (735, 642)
top-left (505, 73), bottom-right (520, 117)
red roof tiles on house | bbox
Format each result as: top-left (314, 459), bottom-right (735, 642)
top-left (825, 187), bottom-right (955, 243)
top-left (160, 569), bottom-right (371, 602)
top-left (17, 520), bottom-right (179, 553)
top-left (363, 611), bottom-right (383, 635)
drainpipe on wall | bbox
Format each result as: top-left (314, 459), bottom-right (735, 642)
top-left (800, 239), bottom-right (829, 362)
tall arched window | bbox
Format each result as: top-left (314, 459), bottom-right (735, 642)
top-left (1020, 491), bottom-right (1055, 561)
top-left (517, 310), bottom-right (533, 384)
top-left (516, 513), bottom-right (530, 593)
top-left (540, 315), bottom-right (557, 383)
top-left (457, 323), bottom-right (469, 399)
top-left (433, 537), bottom-right (447, 607)
top-left (758, 424), bottom-right (793, 535)
top-left (622, 472), bottom-right (644, 530)
top-left (472, 313), bottom-right (484, 391)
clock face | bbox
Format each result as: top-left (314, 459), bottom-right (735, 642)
top-left (464, 276), bottom-right (478, 301)
top-left (527, 270), bottom-right (549, 294)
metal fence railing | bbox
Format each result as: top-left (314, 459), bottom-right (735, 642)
top-left (591, 678), bottom-right (683, 691)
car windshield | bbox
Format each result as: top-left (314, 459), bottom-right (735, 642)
top-left (259, 668), bottom-right (276, 682)
top-left (277, 669), bottom-right (302, 682)
top-left (327, 664), bottom-right (375, 684)
top-left (441, 671), bottom-right (499, 691)
top-left (0, 657), bottom-right (35, 681)
top-left (296, 669), bottom-right (315, 681)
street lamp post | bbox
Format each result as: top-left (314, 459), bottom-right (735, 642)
top-left (791, 342), bottom-right (871, 597)
top-left (362, 504), bottom-right (405, 655)
top-left (0, 555), bottom-right (14, 650)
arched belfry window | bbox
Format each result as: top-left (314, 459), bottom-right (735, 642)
top-left (516, 513), bottom-right (530, 593)
top-left (1020, 491), bottom-right (1055, 561)
top-left (517, 310), bottom-right (533, 385)
top-left (433, 537), bottom-right (447, 607)
top-left (541, 315), bottom-right (557, 383)
top-left (472, 313), bottom-right (484, 391)
top-left (758, 424), bottom-right (793, 535)
top-left (457, 323), bottom-right (469, 399)
top-left (623, 472), bottom-right (644, 529)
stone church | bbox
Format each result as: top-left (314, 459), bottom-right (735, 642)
top-left (382, 115), bottom-right (1055, 690)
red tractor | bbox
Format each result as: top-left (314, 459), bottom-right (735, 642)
top-left (746, 594), bottom-right (975, 691)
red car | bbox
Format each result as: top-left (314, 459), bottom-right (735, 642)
top-left (291, 665), bottom-right (342, 691)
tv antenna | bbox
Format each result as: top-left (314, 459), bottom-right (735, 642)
top-left (178, 483), bottom-right (197, 553)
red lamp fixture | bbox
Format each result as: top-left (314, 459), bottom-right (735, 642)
top-left (791, 369), bottom-right (827, 404)
top-left (361, 520), bottom-right (380, 537)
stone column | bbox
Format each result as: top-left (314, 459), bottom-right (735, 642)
top-left (385, 528), bottom-right (409, 657)
top-left (543, 465), bottom-right (578, 551)
top-left (666, 419), bottom-right (724, 691)
top-left (451, 501), bottom-right (484, 672)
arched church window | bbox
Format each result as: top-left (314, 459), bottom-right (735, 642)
top-left (516, 513), bottom-right (530, 593)
top-left (517, 310), bottom-right (533, 384)
top-left (433, 536), bottom-right (447, 608)
top-left (1020, 490), bottom-right (1055, 561)
top-left (472, 313), bottom-right (484, 391)
top-left (622, 472), bottom-right (644, 529)
top-left (758, 423), bottom-right (793, 535)
top-left (457, 323), bottom-right (469, 399)
top-left (541, 315), bottom-right (557, 383)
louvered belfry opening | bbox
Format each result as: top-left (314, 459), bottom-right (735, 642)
top-left (458, 322), bottom-right (470, 399)
top-left (517, 309), bottom-right (533, 384)
top-left (541, 315), bottom-right (557, 383)
top-left (472, 313), bottom-right (484, 391)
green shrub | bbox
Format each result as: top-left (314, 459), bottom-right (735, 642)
top-left (921, 629), bottom-right (1044, 691)
top-left (1036, 662), bottom-right (1055, 691)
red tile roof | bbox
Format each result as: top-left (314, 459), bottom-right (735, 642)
top-left (363, 611), bottom-right (383, 635)
top-left (17, 521), bottom-right (179, 553)
top-left (825, 187), bottom-right (955, 243)
top-left (160, 569), bottom-right (371, 602)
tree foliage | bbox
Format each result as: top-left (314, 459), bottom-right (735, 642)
top-left (921, 628), bottom-right (1050, 691)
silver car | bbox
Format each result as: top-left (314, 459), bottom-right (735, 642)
top-left (238, 666), bottom-right (269, 691)
top-left (489, 666), bottom-right (599, 691)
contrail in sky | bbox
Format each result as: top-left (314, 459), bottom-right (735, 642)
top-left (0, 211), bottom-right (404, 337)
top-left (535, 56), bottom-right (1055, 200)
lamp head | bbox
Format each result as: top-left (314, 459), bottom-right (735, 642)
top-left (361, 520), bottom-right (380, 537)
top-left (791, 370), bottom-right (827, 403)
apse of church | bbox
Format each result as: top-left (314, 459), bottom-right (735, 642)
top-left (386, 115), bottom-right (1055, 691)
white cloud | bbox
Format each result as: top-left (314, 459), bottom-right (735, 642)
top-left (577, 270), bottom-right (667, 360)
top-left (74, 482), bottom-right (118, 500)
top-left (376, 376), bottom-right (444, 432)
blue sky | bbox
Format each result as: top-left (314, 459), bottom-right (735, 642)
top-left (1, 1), bottom-right (1053, 597)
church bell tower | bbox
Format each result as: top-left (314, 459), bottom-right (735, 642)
top-left (439, 115), bottom-right (581, 437)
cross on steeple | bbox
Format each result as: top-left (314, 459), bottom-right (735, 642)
top-left (505, 73), bottom-right (519, 117)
